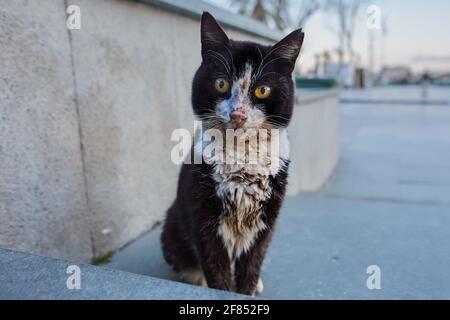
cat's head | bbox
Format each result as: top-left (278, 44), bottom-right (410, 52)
top-left (192, 12), bottom-right (304, 130)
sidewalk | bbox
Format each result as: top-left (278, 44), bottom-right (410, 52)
top-left (107, 94), bottom-right (450, 299)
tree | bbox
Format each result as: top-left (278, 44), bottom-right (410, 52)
top-left (324, 0), bottom-right (364, 65)
top-left (231, 0), bottom-right (321, 31)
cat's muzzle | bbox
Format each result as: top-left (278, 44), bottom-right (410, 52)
top-left (230, 110), bottom-right (247, 128)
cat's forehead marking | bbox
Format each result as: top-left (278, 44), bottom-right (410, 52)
top-left (232, 63), bottom-right (253, 96)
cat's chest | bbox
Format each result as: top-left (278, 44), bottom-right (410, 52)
top-left (212, 129), bottom-right (278, 213)
top-left (212, 133), bottom-right (289, 259)
top-left (195, 127), bottom-right (289, 258)
top-left (213, 161), bottom-right (272, 259)
top-left (213, 163), bottom-right (272, 212)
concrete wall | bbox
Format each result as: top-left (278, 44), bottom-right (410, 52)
top-left (69, 0), bottom-right (273, 258)
top-left (0, 0), bottom-right (339, 262)
top-left (288, 90), bottom-right (340, 195)
top-left (0, 0), bottom-right (93, 262)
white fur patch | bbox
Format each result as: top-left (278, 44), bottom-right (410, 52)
top-left (179, 269), bottom-right (207, 287)
top-left (214, 128), bottom-right (289, 259)
top-left (217, 210), bottom-right (267, 259)
top-left (255, 278), bottom-right (264, 295)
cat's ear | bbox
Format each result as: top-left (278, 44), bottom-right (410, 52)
top-left (201, 12), bottom-right (229, 56)
top-left (270, 29), bottom-right (304, 71)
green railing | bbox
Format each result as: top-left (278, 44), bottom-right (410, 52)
top-left (296, 77), bottom-right (337, 89)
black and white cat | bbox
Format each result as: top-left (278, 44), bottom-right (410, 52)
top-left (161, 12), bottom-right (304, 296)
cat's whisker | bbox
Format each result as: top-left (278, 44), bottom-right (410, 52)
top-left (264, 120), bottom-right (283, 128)
top-left (206, 50), bottom-right (231, 77)
top-left (255, 71), bottom-right (282, 80)
top-left (255, 56), bottom-right (285, 79)
top-left (256, 46), bottom-right (263, 63)
top-left (224, 46), bottom-right (235, 77)
top-left (265, 114), bottom-right (291, 121)
top-left (254, 44), bottom-right (291, 78)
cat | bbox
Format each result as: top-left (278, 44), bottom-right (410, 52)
top-left (161, 12), bottom-right (304, 296)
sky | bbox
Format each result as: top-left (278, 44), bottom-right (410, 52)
top-left (206, 0), bottom-right (450, 74)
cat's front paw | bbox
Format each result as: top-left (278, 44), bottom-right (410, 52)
top-left (255, 278), bottom-right (264, 295)
top-left (179, 269), bottom-right (208, 288)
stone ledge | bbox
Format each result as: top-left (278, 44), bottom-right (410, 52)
top-left (296, 89), bottom-right (341, 106)
top-left (137, 0), bottom-right (284, 41)
top-left (0, 248), bottom-right (250, 300)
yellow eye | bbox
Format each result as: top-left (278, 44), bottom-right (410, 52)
top-left (214, 78), bottom-right (230, 93)
top-left (254, 85), bottom-right (271, 99)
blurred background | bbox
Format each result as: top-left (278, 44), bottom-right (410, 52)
top-left (1, 0), bottom-right (449, 299)
top-left (211, 0), bottom-right (450, 88)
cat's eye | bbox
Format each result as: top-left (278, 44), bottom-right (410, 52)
top-left (254, 85), bottom-right (271, 99)
top-left (214, 78), bottom-right (230, 93)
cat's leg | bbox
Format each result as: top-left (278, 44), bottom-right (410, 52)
top-left (162, 214), bottom-right (206, 288)
top-left (196, 232), bottom-right (235, 292)
top-left (234, 230), bottom-right (271, 296)
top-left (179, 269), bottom-right (207, 287)
top-left (161, 202), bottom-right (200, 280)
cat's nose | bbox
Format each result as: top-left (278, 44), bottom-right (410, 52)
top-left (230, 111), bottom-right (247, 128)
